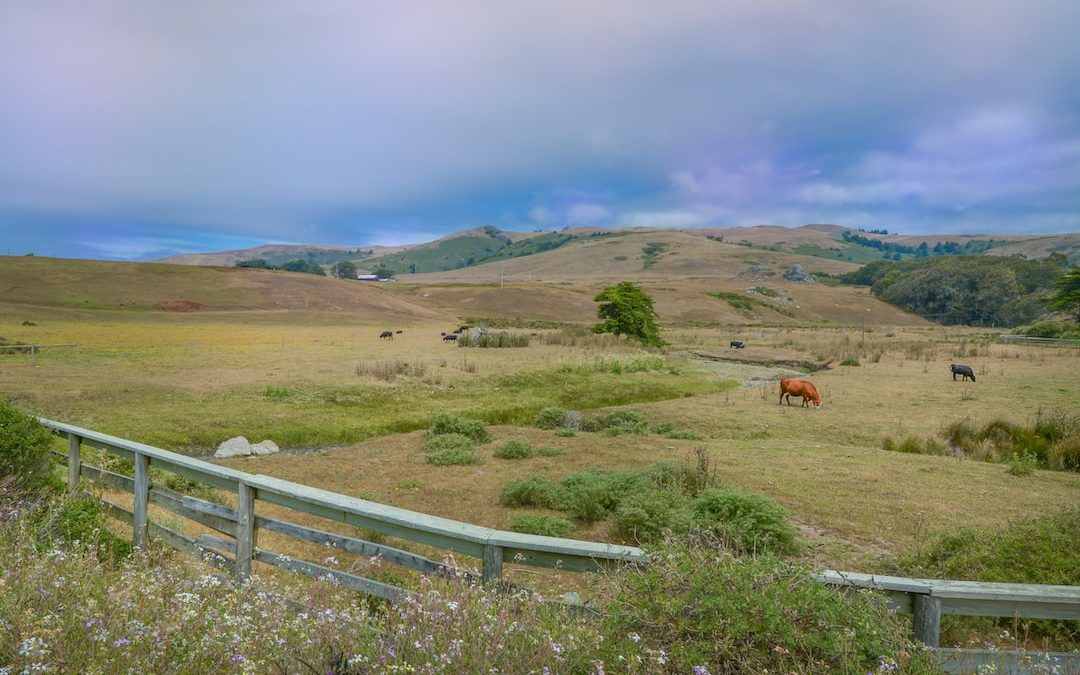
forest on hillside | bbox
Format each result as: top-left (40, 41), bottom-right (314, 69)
top-left (839, 254), bottom-right (1069, 326)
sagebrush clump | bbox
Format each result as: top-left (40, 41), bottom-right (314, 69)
top-left (0, 397), bottom-right (57, 493)
top-left (426, 413), bottom-right (492, 443)
top-left (493, 439), bottom-right (536, 460)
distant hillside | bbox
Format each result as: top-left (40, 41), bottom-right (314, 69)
top-left (160, 243), bottom-right (400, 268)
top-left (158, 225), bottom-right (1080, 274)
top-left (0, 257), bottom-right (443, 319)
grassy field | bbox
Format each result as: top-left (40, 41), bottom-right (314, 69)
top-left (3, 302), bottom-right (1078, 577)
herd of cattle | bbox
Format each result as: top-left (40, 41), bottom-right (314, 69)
top-left (378, 326), bottom-right (478, 342)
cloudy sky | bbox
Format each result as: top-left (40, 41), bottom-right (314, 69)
top-left (2, 1), bottom-right (1079, 260)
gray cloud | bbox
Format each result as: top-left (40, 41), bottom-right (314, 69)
top-left (1, 1), bottom-right (1078, 257)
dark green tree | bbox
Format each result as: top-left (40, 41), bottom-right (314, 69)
top-left (1050, 267), bottom-right (1080, 322)
top-left (373, 264), bottom-right (396, 279)
top-left (235, 258), bottom-right (270, 269)
top-left (330, 260), bottom-right (358, 279)
top-left (592, 282), bottom-right (664, 347)
top-left (279, 259), bottom-right (326, 275)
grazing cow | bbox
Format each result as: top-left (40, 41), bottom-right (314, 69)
top-left (453, 328), bottom-right (465, 334)
top-left (779, 377), bottom-right (821, 408)
top-left (730, 340), bottom-right (745, 349)
top-left (443, 334), bottom-right (458, 341)
top-left (950, 364), bottom-right (976, 382)
top-left (395, 330), bottom-right (403, 334)
top-left (379, 331), bottom-right (393, 340)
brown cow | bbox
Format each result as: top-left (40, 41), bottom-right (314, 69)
top-left (779, 378), bottom-right (821, 408)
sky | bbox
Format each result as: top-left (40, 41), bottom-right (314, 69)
top-left (1, 1), bottom-right (1079, 260)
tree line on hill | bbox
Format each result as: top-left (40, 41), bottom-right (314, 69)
top-left (236, 258), bottom-right (394, 279)
top-left (838, 254), bottom-right (1074, 327)
top-left (841, 230), bottom-right (999, 260)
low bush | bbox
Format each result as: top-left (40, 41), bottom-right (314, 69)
top-left (0, 396), bottom-right (57, 493)
top-left (581, 410), bottom-right (648, 434)
top-left (653, 422), bottom-right (705, 440)
top-left (457, 332), bottom-right (530, 348)
top-left (598, 539), bottom-right (939, 673)
top-left (493, 439), bottom-right (536, 460)
top-left (610, 489), bottom-right (692, 543)
top-left (1048, 434), bottom-right (1080, 472)
top-left (498, 476), bottom-right (563, 509)
top-left (532, 406), bottom-right (569, 430)
top-left (507, 514), bottom-right (576, 538)
top-left (1006, 450), bottom-right (1038, 476)
top-left (554, 428), bottom-right (577, 437)
top-left (425, 446), bottom-right (482, 466)
top-left (422, 433), bottom-right (481, 465)
top-left (1013, 320), bottom-right (1080, 339)
top-left (421, 433), bottom-right (475, 455)
top-left (559, 469), bottom-right (645, 523)
top-left (45, 494), bottom-right (133, 561)
top-left (840, 356), bottom-right (861, 366)
top-left (692, 487), bottom-right (799, 555)
top-left (536, 446), bottom-right (563, 457)
top-left (426, 413), bottom-right (492, 443)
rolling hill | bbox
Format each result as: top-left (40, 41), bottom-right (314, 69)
top-left (0, 257), bottom-right (443, 321)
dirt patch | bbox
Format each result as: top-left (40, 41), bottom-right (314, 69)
top-left (694, 348), bottom-right (833, 373)
top-left (153, 300), bottom-right (207, 312)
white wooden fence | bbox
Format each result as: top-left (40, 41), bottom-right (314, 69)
top-left (40, 418), bottom-right (1079, 671)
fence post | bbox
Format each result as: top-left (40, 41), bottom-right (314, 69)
top-left (913, 594), bottom-right (941, 647)
top-left (235, 482), bottom-right (255, 579)
top-left (482, 541), bottom-right (503, 582)
top-left (66, 433), bottom-right (81, 493)
top-left (133, 452), bottom-right (150, 549)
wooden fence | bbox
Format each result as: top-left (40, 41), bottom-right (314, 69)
top-left (40, 418), bottom-right (1079, 670)
top-left (997, 335), bottom-right (1080, 348)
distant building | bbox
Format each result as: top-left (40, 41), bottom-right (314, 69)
top-left (356, 273), bottom-right (396, 282)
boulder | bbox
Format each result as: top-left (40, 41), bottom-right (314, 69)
top-left (783, 265), bottom-right (814, 283)
top-left (251, 440), bottom-right (280, 456)
top-left (214, 436), bottom-right (252, 459)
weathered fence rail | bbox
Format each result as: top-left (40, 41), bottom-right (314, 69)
top-left (40, 418), bottom-right (1080, 671)
top-left (997, 335), bottom-right (1080, 347)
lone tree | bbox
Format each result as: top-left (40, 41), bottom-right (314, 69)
top-left (1050, 267), bottom-right (1080, 322)
top-left (592, 282), bottom-right (664, 347)
top-left (330, 260), bottom-right (358, 279)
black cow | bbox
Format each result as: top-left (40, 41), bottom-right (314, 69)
top-left (379, 331), bottom-right (393, 340)
top-left (730, 340), bottom-right (745, 349)
top-left (443, 334), bottom-right (458, 342)
top-left (395, 330), bottom-right (403, 334)
top-left (950, 364), bottom-right (976, 382)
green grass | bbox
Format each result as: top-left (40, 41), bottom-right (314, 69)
top-left (707, 291), bottom-right (794, 317)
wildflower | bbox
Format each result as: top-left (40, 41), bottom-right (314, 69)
top-left (876, 656), bottom-right (899, 672)
top-left (693, 667), bottom-right (712, 675)
top-left (446, 601), bottom-right (459, 612)
top-left (114, 636), bottom-right (130, 648)
top-left (628, 632), bottom-right (641, 644)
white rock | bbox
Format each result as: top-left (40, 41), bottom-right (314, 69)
top-left (214, 436), bottom-right (252, 459)
top-left (251, 440), bottom-right (280, 456)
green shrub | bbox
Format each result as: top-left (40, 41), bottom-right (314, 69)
top-left (558, 469), bottom-right (645, 523)
top-left (533, 407), bottom-right (569, 430)
top-left (457, 332), bottom-right (530, 348)
top-left (691, 487), bottom-right (799, 555)
top-left (499, 476), bottom-right (563, 508)
top-left (425, 447), bottom-right (482, 466)
top-left (536, 446), bottom-right (563, 457)
top-left (493, 439), bottom-right (536, 460)
top-left (0, 397), bottom-right (57, 493)
top-left (426, 413), bottom-right (492, 443)
top-left (507, 514), bottom-right (576, 538)
top-left (610, 489), bottom-right (692, 543)
top-left (840, 357), bottom-right (861, 366)
top-left (50, 495), bottom-right (133, 561)
top-left (421, 433), bottom-right (475, 455)
top-left (554, 428), bottom-right (577, 437)
top-left (581, 410), bottom-right (648, 434)
top-left (1048, 434), bottom-right (1080, 472)
top-left (1032, 408), bottom-right (1080, 443)
top-left (1006, 450), bottom-right (1038, 476)
top-left (943, 418), bottom-right (978, 452)
top-left (599, 540), bottom-right (939, 673)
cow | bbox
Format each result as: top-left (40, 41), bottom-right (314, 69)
top-left (950, 364), bottom-right (976, 382)
top-left (779, 377), bottom-right (821, 408)
top-left (379, 331), bottom-right (394, 340)
top-left (730, 340), bottom-right (745, 349)
top-left (395, 330), bottom-right (403, 334)
top-left (453, 328), bottom-right (465, 334)
top-left (443, 334), bottom-right (458, 341)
